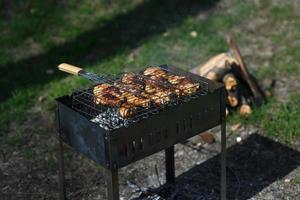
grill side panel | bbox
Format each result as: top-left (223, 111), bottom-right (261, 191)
top-left (56, 96), bottom-right (108, 166)
top-left (108, 87), bottom-right (223, 168)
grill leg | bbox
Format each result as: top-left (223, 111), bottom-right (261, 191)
top-left (165, 145), bottom-right (175, 183)
top-left (58, 138), bottom-right (66, 200)
top-left (105, 168), bottom-right (119, 200)
top-left (221, 116), bottom-right (227, 200)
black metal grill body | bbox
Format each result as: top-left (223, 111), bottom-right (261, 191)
top-left (57, 73), bottom-right (223, 169)
top-left (56, 67), bottom-right (226, 200)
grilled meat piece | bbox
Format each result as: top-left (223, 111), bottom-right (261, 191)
top-left (144, 81), bottom-right (157, 94)
top-left (93, 83), bottom-right (124, 106)
top-left (93, 83), bottom-right (111, 93)
top-left (167, 75), bottom-right (185, 85)
top-left (121, 73), bottom-right (144, 86)
top-left (175, 79), bottom-right (200, 96)
top-left (143, 79), bottom-right (174, 105)
top-left (122, 92), bottom-right (151, 107)
top-left (119, 103), bottom-right (138, 118)
top-left (148, 75), bottom-right (168, 83)
top-left (166, 75), bottom-right (200, 96)
top-left (150, 89), bottom-right (173, 105)
top-left (114, 81), bottom-right (142, 94)
top-left (93, 83), bottom-right (123, 98)
top-left (143, 86), bottom-right (173, 106)
top-left (143, 67), bottom-right (167, 78)
top-left (114, 72), bottom-right (145, 93)
top-left (95, 93), bottom-right (123, 106)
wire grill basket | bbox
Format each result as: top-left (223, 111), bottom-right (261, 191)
top-left (72, 66), bottom-right (208, 130)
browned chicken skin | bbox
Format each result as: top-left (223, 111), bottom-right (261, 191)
top-left (119, 103), bottom-right (138, 118)
top-left (174, 79), bottom-right (200, 96)
top-left (167, 75), bottom-right (185, 85)
top-left (93, 83), bottom-right (124, 106)
top-left (122, 92), bottom-right (151, 107)
top-left (143, 66), bottom-right (167, 78)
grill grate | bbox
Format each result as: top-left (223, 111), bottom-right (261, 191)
top-left (72, 66), bottom-right (208, 130)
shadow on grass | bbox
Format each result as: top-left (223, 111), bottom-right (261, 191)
top-left (0, 0), bottom-right (219, 100)
top-left (137, 134), bottom-right (300, 199)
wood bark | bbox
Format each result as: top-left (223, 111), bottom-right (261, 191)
top-left (191, 53), bottom-right (237, 81)
top-left (226, 35), bottom-right (265, 106)
top-left (223, 73), bottom-right (238, 91)
top-left (239, 96), bottom-right (252, 117)
top-left (227, 90), bottom-right (239, 107)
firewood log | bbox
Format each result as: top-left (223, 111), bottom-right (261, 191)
top-left (223, 73), bottom-right (238, 91)
top-left (239, 96), bottom-right (252, 117)
top-left (227, 90), bottom-right (239, 107)
top-left (191, 53), bottom-right (237, 81)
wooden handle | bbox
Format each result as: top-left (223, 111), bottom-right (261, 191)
top-left (58, 63), bottom-right (83, 75)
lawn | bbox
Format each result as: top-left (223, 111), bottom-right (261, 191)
top-left (0, 0), bottom-right (299, 199)
top-left (1, 0), bottom-right (299, 142)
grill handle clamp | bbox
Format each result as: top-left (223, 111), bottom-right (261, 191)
top-left (58, 63), bottom-right (106, 83)
top-left (58, 63), bottom-right (83, 75)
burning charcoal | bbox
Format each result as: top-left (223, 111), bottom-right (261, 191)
top-left (91, 108), bottom-right (128, 130)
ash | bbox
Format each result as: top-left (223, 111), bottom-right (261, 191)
top-left (91, 107), bottom-right (129, 130)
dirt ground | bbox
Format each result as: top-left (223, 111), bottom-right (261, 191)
top-left (1, 115), bottom-right (300, 199)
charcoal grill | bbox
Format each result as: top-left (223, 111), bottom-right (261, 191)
top-left (56, 65), bottom-right (227, 200)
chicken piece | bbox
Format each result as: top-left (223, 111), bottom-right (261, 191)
top-left (119, 103), bottom-right (138, 118)
top-left (143, 66), bottom-right (167, 78)
top-left (94, 93), bottom-right (123, 106)
top-left (114, 81), bottom-right (142, 94)
top-left (143, 85), bottom-right (173, 106)
top-left (114, 73), bottom-right (145, 93)
top-left (176, 79), bottom-right (200, 96)
top-left (143, 79), bottom-right (175, 105)
top-left (144, 82), bottom-right (157, 94)
top-left (148, 75), bottom-right (168, 83)
top-left (121, 73), bottom-right (144, 85)
top-left (93, 83), bottom-right (111, 94)
top-left (167, 75), bottom-right (185, 85)
top-left (93, 83), bottom-right (123, 98)
top-left (93, 83), bottom-right (124, 106)
top-left (122, 92), bottom-right (151, 107)
top-left (150, 89), bottom-right (173, 105)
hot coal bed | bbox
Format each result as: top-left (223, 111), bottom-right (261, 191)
top-left (56, 65), bottom-right (227, 200)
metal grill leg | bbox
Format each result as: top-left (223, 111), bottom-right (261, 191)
top-left (221, 117), bottom-right (227, 200)
top-left (105, 168), bottom-right (119, 200)
top-left (165, 145), bottom-right (175, 183)
top-left (58, 138), bottom-right (66, 200)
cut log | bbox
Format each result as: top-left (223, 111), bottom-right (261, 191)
top-left (227, 90), bottom-right (239, 107)
top-left (239, 96), bottom-right (252, 117)
top-left (191, 53), bottom-right (237, 81)
top-left (239, 105), bottom-right (252, 117)
top-left (223, 73), bottom-right (238, 91)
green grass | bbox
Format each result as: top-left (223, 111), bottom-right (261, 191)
top-left (0, 0), bottom-right (252, 132)
top-left (257, 94), bottom-right (300, 142)
top-left (23, 148), bottom-right (34, 160)
top-left (0, 0), bottom-right (300, 144)
top-left (229, 94), bottom-right (300, 143)
top-left (293, 174), bottom-right (300, 184)
top-left (7, 128), bottom-right (23, 146)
